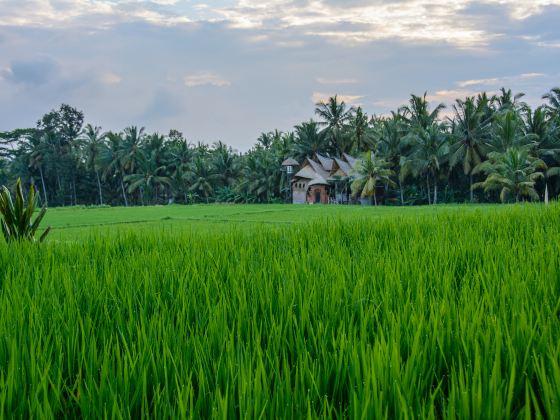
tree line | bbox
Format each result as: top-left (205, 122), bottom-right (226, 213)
top-left (1, 87), bottom-right (559, 206)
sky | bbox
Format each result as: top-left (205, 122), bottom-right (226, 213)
top-left (0, 0), bottom-right (559, 151)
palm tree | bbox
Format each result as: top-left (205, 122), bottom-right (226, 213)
top-left (25, 130), bottom-right (50, 205)
top-left (376, 112), bottom-right (407, 204)
top-left (212, 141), bottom-right (240, 187)
top-left (543, 87), bottom-right (560, 118)
top-left (166, 138), bottom-right (193, 202)
top-left (99, 132), bottom-right (129, 206)
top-left (400, 92), bottom-right (445, 130)
top-left (315, 95), bottom-right (354, 155)
top-left (187, 156), bottom-right (217, 203)
top-left (449, 97), bottom-right (491, 201)
top-left (79, 124), bottom-right (107, 205)
top-left (292, 120), bottom-right (327, 161)
top-left (272, 131), bottom-right (294, 161)
top-left (494, 88), bottom-right (526, 113)
top-left (472, 147), bottom-right (546, 202)
top-left (120, 126), bottom-right (146, 174)
top-left (487, 110), bottom-right (536, 153)
top-left (351, 151), bottom-right (395, 206)
top-left (401, 124), bottom-right (449, 204)
top-left (350, 107), bottom-right (373, 152)
top-left (238, 149), bottom-right (281, 203)
top-left (125, 150), bottom-right (170, 205)
top-left (315, 95), bottom-right (354, 130)
top-left (524, 106), bottom-right (560, 202)
top-left (257, 132), bottom-right (274, 149)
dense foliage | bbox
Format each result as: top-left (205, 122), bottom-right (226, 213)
top-left (0, 204), bottom-right (558, 417)
top-left (1, 87), bottom-right (559, 205)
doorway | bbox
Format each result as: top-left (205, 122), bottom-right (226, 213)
top-left (315, 190), bottom-right (321, 204)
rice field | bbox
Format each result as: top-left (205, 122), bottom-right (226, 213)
top-left (1, 204), bottom-right (559, 418)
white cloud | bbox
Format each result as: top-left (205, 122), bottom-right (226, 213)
top-left (536, 40), bottom-right (560, 48)
top-left (2, 0), bottom-right (559, 48)
top-left (458, 78), bottom-right (501, 88)
top-left (184, 72), bottom-right (231, 87)
top-left (312, 92), bottom-right (363, 106)
top-left (99, 72), bottom-right (122, 85)
top-left (457, 73), bottom-right (546, 88)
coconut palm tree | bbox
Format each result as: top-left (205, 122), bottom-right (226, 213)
top-left (524, 106), bottom-right (560, 202)
top-left (449, 97), bottom-right (491, 201)
top-left (120, 126), bottom-right (146, 174)
top-left (376, 112), bottom-right (407, 204)
top-left (400, 92), bottom-right (445, 130)
top-left (472, 147), bottom-right (546, 202)
top-left (187, 156), bottom-right (217, 203)
top-left (292, 120), bottom-right (327, 161)
top-left (315, 95), bottom-right (354, 155)
top-left (165, 138), bottom-right (193, 202)
top-left (350, 107), bottom-right (373, 152)
top-left (212, 141), bottom-right (240, 187)
top-left (351, 151), bottom-right (395, 206)
top-left (494, 88), bottom-right (526, 113)
top-left (79, 124), bottom-right (107, 205)
top-left (401, 124), bottom-right (449, 204)
top-left (487, 110), bottom-right (536, 153)
top-left (543, 87), bottom-right (560, 115)
top-left (315, 95), bottom-right (354, 130)
top-left (125, 150), bottom-right (170, 205)
top-left (100, 132), bottom-right (129, 206)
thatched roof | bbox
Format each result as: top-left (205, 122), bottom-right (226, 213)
top-left (293, 165), bottom-right (317, 180)
top-left (292, 153), bottom-right (360, 187)
top-left (315, 153), bottom-right (334, 171)
top-left (281, 158), bottom-right (299, 166)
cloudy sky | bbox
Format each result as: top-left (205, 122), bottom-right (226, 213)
top-left (0, 0), bottom-right (559, 150)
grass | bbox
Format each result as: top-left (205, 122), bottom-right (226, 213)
top-left (42, 203), bottom-right (505, 240)
top-left (1, 204), bottom-right (559, 417)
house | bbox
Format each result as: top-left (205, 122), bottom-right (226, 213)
top-left (291, 153), bottom-right (361, 204)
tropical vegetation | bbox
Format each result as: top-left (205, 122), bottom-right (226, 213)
top-left (1, 88), bottom-right (560, 206)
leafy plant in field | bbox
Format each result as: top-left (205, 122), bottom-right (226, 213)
top-left (0, 178), bottom-right (50, 242)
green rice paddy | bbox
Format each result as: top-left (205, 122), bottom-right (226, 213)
top-left (1, 204), bottom-right (559, 417)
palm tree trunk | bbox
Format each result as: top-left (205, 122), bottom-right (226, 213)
top-left (545, 182), bottom-right (549, 205)
top-left (121, 177), bottom-right (128, 207)
top-left (433, 179), bottom-right (438, 205)
top-left (56, 171), bottom-right (63, 205)
top-left (373, 191), bottom-right (377, 206)
top-left (398, 177), bottom-right (404, 205)
top-left (426, 176), bottom-right (431, 205)
top-left (72, 177), bottom-right (77, 206)
top-left (470, 173), bottom-right (474, 202)
top-left (39, 166), bottom-right (48, 206)
top-left (96, 170), bottom-right (103, 205)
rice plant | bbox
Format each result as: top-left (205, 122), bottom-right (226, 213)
top-left (0, 204), bottom-right (558, 418)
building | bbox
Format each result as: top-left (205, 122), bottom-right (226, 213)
top-left (291, 153), bottom-right (361, 204)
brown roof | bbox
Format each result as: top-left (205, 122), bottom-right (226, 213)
top-left (343, 153), bottom-right (359, 168)
top-left (293, 165), bottom-right (317, 180)
top-left (333, 157), bottom-right (353, 176)
top-left (293, 153), bottom-right (360, 186)
top-left (315, 153), bottom-right (334, 171)
top-left (281, 158), bottom-right (299, 166)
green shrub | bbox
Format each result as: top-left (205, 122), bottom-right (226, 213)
top-left (0, 178), bottom-right (50, 242)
